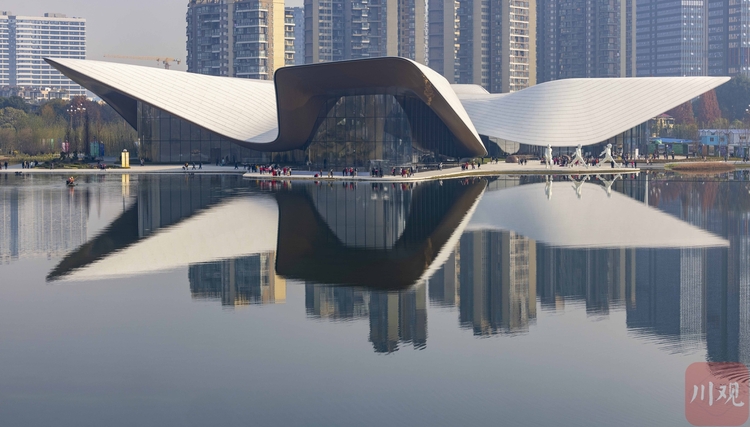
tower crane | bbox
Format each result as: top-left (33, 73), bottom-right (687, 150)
top-left (103, 55), bottom-right (182, 70)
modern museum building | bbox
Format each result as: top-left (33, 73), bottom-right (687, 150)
top-left (46, 57), bottom-right (729, 166)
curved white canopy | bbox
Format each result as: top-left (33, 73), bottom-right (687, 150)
top-left (46, 57), bottom-right (729, 151)
top-left (460, 76), bottom-right (730, 147)
top-left (47, 58), bottom-right (281, 143)
top-left (46, 57), bottom-right (485, 155)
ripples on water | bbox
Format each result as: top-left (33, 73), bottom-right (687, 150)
top-left (0, 171), bottom-right (749, 426)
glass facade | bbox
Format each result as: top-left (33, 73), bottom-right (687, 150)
top-left (138, 102), bottom-right (269, 164)
top-left (136, 94), bottom-right (650, 166)
top-left (486, 122), bottom-right (649, 158)
top-left (137, 92), bottom-right (463, 166)
top-left (306, 93), bottom-right (464, 168)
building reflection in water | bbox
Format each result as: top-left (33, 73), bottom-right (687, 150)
top-left (0, 177), bottom-right (89, 262)
top-left (536, 246), bottom-right (633, 316)
top-left (190, 252), bottom-right (286, 307)
top-left (26, 172), bottom-right (750, 361)
top-left (305, 282), bottom-right (427, 353)
top-left (431, 230), bottom-right (538, 336)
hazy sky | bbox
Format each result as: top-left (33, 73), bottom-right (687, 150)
top-left (5, 0), bottom-right (303, 71)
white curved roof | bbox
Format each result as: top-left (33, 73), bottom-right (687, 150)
top-left (460, 76), bottom-right (729, 147)
top-left (413, 62), bottom-right (483, 146)
top-left (46, 57), bottom-right (486, 154)
top-left (450, 84), bottom-right (491, 96)
top-left (48, 58), bottom-right (280, 143)
top-left (47, 58), bottom-right (728, 149)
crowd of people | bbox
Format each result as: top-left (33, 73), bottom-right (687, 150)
top-left (547, 156), bottom-right (603, 167)
top-left (461, 160), bottom-right (481, 170)
top-left (19, 160), bottom-right (38, 169)
top-left (246, 164), bottom-right (293, 176)
top-left (304, 166), bottom-right (418, 178)
top-left (182, 162), bottom-right (203, 170)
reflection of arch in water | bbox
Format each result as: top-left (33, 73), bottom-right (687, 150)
top-left (275, 179), bottom-right (487, 290)
top-left (47, 177), bottom-right (486, 291)
top-left (306, 183), bottom-right (412, 250)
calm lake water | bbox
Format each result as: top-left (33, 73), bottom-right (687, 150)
top-left (0, 172), bottom-right (748, 426)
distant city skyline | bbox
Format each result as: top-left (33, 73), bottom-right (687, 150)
top-left (0, 0), bottom-right (302, 72)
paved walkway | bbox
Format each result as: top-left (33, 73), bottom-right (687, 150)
top-left (0, 163), bottom-right (247, 175)
top-left (14, 159), bottom-right (743, 180)
top-left (243, 162), bottom-right (640, 182)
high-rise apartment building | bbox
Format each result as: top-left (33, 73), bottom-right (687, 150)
top-left (428, 0), bottom-right (536, 93)
top-left (284, 8), bottom-right (295, 66)
top-left (304, 0), bottom-right (425, 64)
top-left (287, 7), bottom-right (305, 65)
top-left (186, 0), bottom-right (287, 80)
top-left (707, 1), bottom-right (750, 77)
top-left (0, 12), bottom-right (86, 96)
top-left (636, 0), bottom-right (707, 76)
top-left (0, 13), bottom-right (9, 87)
top-left (427, 0), bottom-right (458, 80)
top-left (537, 0), bottom-right (636, 83)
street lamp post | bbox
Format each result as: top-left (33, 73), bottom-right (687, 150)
top-left (67, 101), bottom-right (88, 158)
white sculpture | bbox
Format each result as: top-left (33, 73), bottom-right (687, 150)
top-left (599, 143), bottom-right (619, 167)
top-left (545, 144), bottom-right (553, 170)
top-left (596, 174), bottom-right (622, 197)
top-left (545, 175), bottom-right (553, 200)
top-left (570, 144), bottom-right (587, 168)
top-left (568, 175), bottom-right (589, 199)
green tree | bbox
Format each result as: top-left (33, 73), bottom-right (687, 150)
top-left (0, 96), bottom-right (31, 113)
top-left (715, 74), bottom-right (750, 120)
top-left (711, 117), bottom-right (730, 129)
top-left (0, 107), bottom-right (28, 130)
top-left (0, 96), bottom-right (137, 156)
top-left (673, 123), bottom-right (699, 141)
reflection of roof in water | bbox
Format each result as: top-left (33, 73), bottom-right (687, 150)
top-left (49, 177), bottom-right (728, 286)
top-left (53, 196), bottom-right (278, 282)
top-left (466, 181), bottom-right (728, 248)
top-left (49, 180), bottom-right (487, 290)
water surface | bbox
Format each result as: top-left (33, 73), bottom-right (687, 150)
top-left (0, 172), bottom-right (748, 426)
